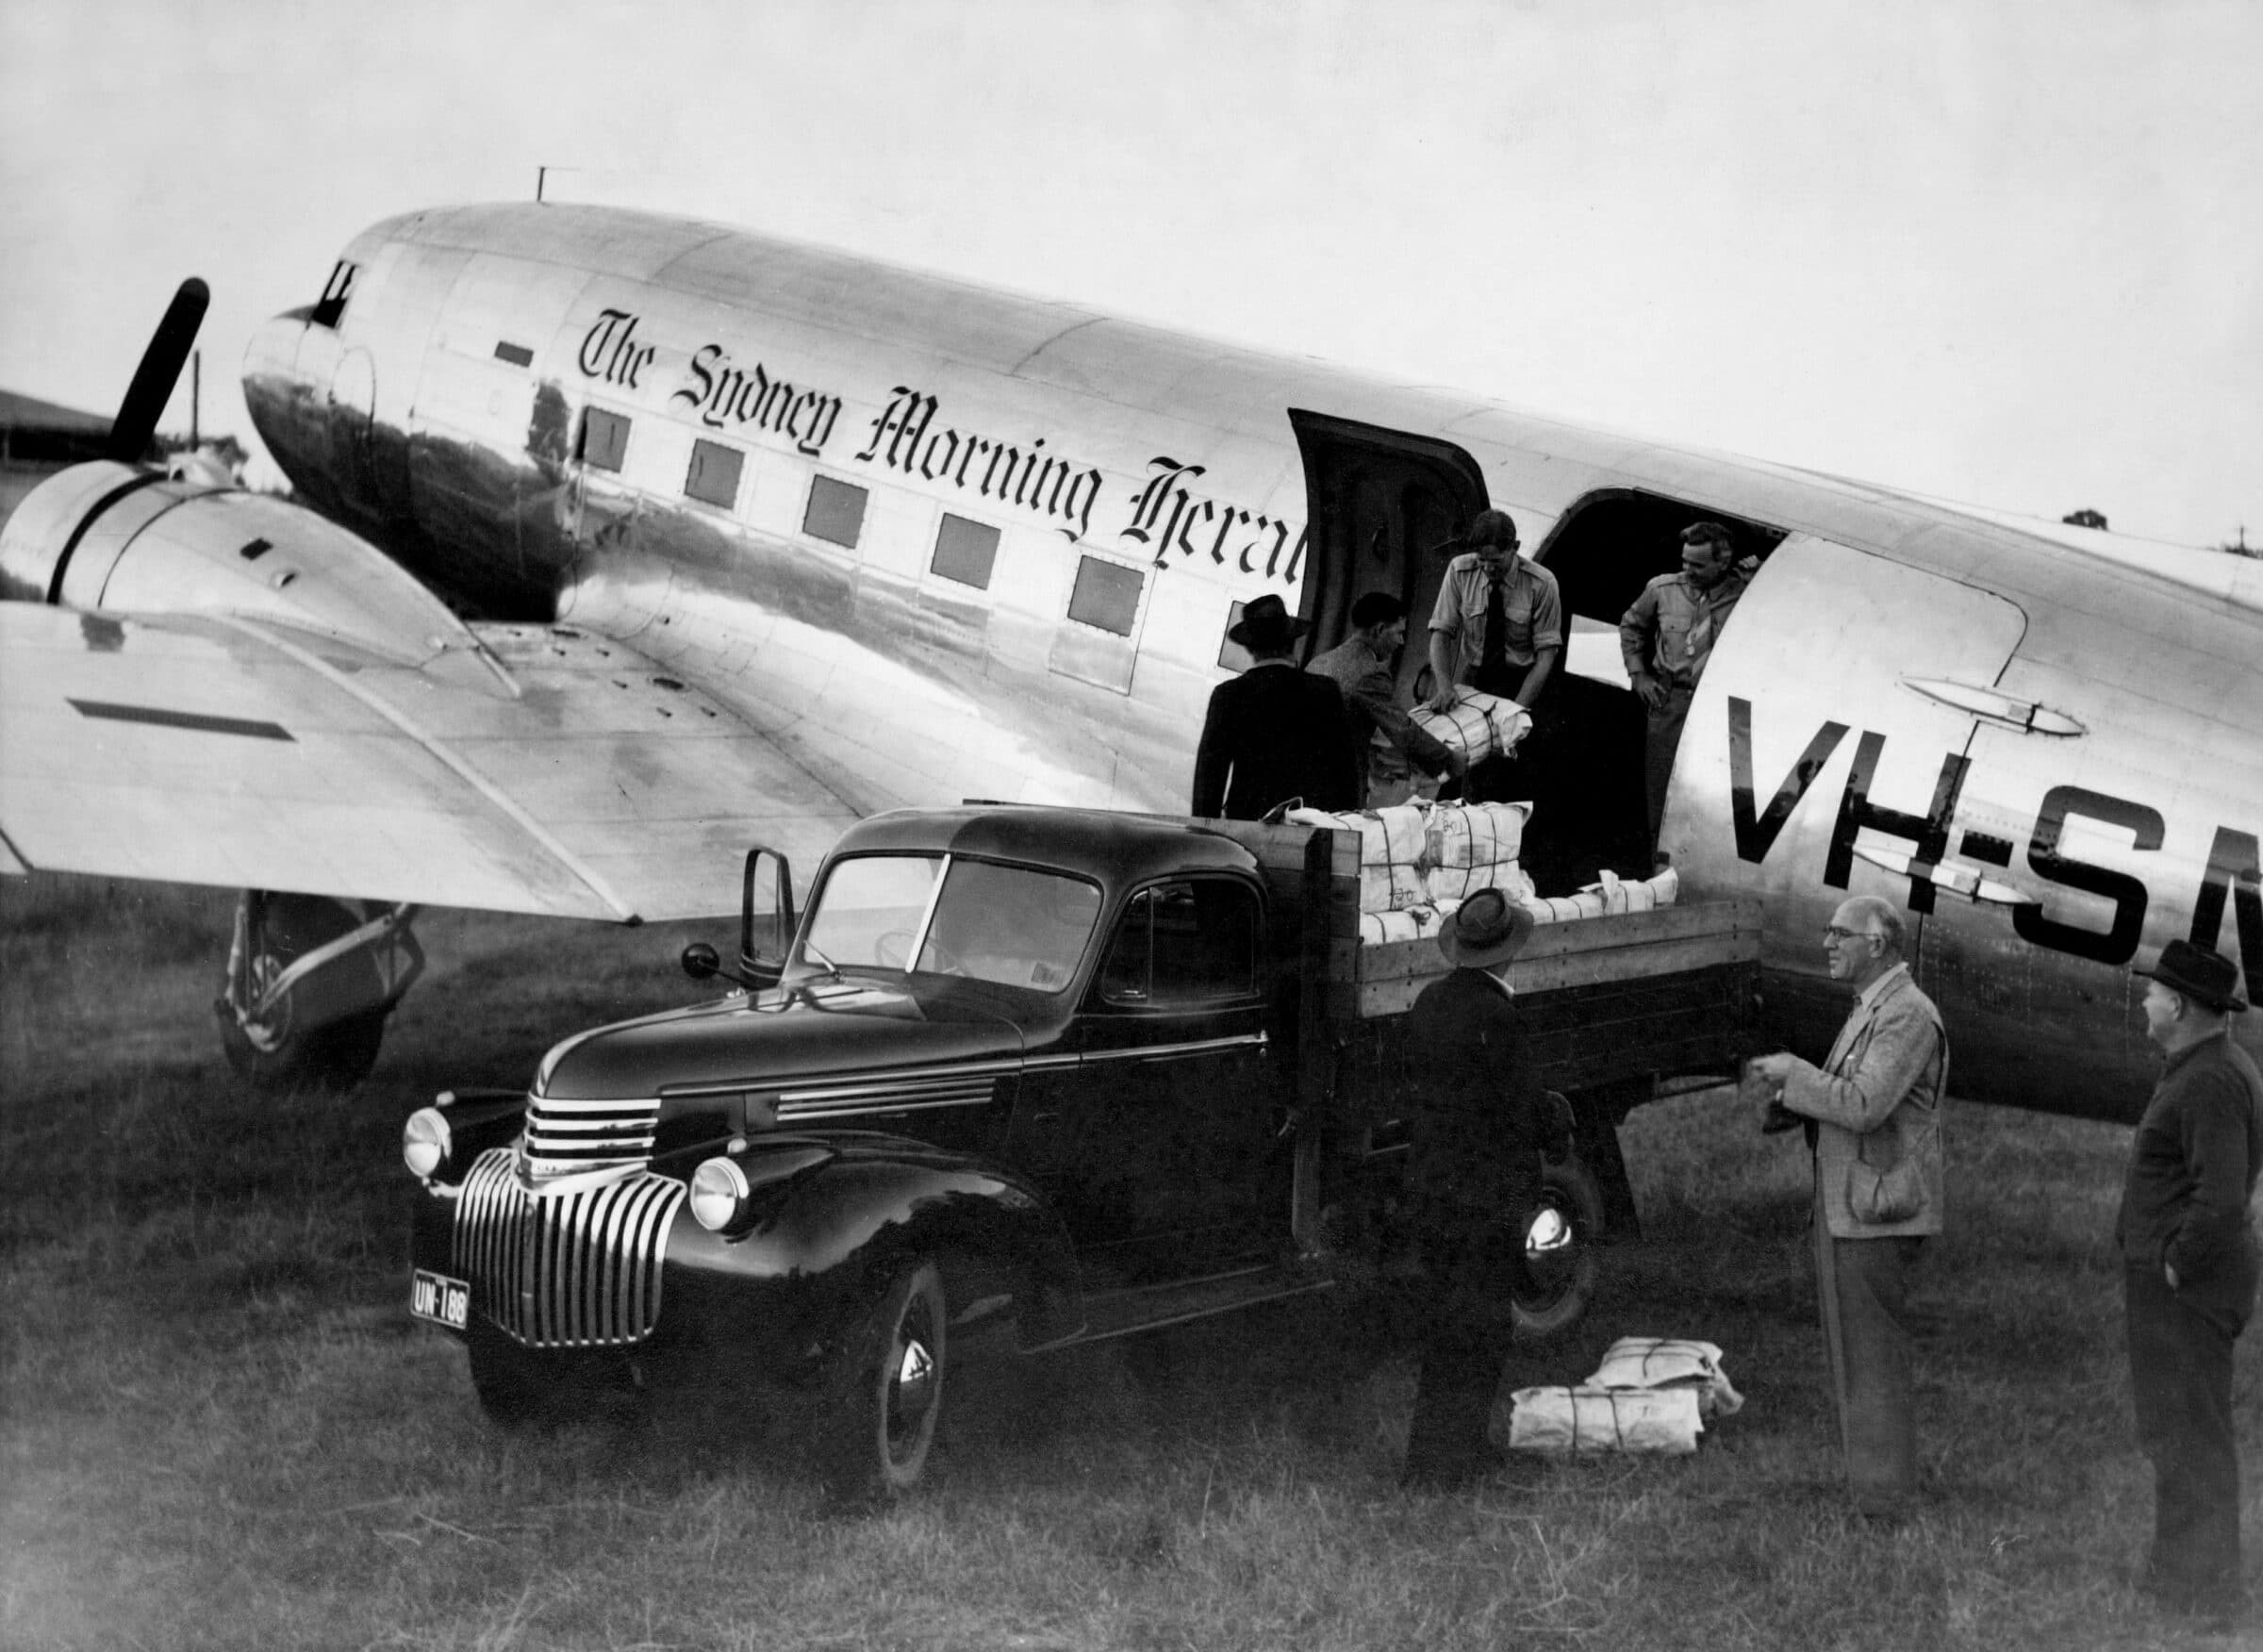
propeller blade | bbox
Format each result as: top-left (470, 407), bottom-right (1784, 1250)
top-left (106, 278), bottom-right (209, 464)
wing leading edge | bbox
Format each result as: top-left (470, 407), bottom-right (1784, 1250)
top-left (0, 604), bottom-right (858, 920)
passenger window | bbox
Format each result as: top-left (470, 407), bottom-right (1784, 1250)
top-left (803, 475), bottom-right (868, 548)
top-left (931, 513), bottom-right (1000, 589)
top-left (1099, 881), bottom-right (1259, 1006)
top-left (1216, 601), bottom-right (1256, 671)
top-left (1066, 555), bottom-right (1143, 636)
top-left (685, 438), bottom-right (745, 508)
top-left (579, 407), bottom-right (631, 472)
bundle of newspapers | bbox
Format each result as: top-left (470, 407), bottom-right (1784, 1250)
top-left (1405, 688), bottom-right (1531, 766)
top-left (1283, 801), bottom-right (1679, 945)
top-left (1496, 1337), bottom-right (1745, 1458)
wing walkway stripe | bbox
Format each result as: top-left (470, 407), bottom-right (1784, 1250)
top-left (69, 698), bottom-right (293, 741)
top-left (211, 618), bottom-right (641, 920)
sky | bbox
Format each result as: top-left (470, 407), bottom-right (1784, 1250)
top-left (1, 0), bottom-right (2255, 549)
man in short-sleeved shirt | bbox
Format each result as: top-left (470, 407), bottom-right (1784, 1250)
top-left (1618, 520), bottom-right (1759, 849)
top-left (1425, 508), bottom-right (1563, 823)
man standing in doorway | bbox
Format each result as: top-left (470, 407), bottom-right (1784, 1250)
top-left (1618, 520), bottom-right (1759, 854)
top-left (1749, 895), bottom-right (1946, 1521)
top-left (2118, 939), bottom-right (2261, 1628)
top-left (1191, 593), bottom-right (1359, 820)
top-left (1307, 592), bottom-right (1462, 807)
top-left (1425, 511), bottom-right (1563, 855)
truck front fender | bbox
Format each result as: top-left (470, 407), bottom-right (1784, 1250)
top-left (661, 1135), bottom-right (1082, 1381)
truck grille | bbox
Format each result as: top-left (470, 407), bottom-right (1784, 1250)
top-left (519, 1093), bottom-right (661, 1184)
top-left (454, 1148), bottom-right (684, 1347)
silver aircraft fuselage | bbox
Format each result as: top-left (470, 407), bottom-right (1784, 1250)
top-left (236, 202), bottom-right (2263, 1124)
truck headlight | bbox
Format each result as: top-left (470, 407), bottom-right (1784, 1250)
top-left (689, 1157), bottom-right (752, 1231)
top-left (403, 1106), bottom-right (452, 1180)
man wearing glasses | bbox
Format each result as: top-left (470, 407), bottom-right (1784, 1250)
top-left (1748, 895), bottom-right (1947, 1521)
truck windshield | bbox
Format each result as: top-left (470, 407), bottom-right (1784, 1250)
top-left (799, 854), bottom-right (1101, 993)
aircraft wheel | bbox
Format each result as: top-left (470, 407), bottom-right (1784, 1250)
top-left (1511, 1153), bottom-right (1604, 1341)
top-left (219, 999), bottom-right (388, 1092)
top-left (819, 1258), bottom-right (949, 1500)
top-left (216, 893), bottom-right (390, 1091)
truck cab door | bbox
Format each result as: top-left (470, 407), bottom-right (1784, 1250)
top-left (1665, 532), bottom-right (2028, 1055)
top-left (1010, 877), bottom-right (1282, 1278)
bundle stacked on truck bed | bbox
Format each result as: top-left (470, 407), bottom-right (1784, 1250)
top-left (1286, 801), bottom-right (1677, 943)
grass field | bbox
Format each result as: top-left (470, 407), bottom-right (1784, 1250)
top-left (4, 872), bottom-right (2258, 1650)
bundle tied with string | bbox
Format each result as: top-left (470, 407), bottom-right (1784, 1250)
top-left (1496, 1335), bottom-right (1743, 1457)
top-left (1407, 690), bottom-right (1530, 766)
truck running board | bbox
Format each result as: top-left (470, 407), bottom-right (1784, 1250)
top-left (1019, 1261), bottom-right (1335, 1356)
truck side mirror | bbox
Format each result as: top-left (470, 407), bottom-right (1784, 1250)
top-left (739, 848), bottom-right (798, 989)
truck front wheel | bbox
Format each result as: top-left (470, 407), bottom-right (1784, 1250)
top-left (1511, 1155), bottom-right (1604, 1340)
top-left (820, 1259), bottom-right (949, 1499)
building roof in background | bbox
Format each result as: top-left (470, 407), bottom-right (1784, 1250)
top-left (0, 388), bottom-right (110, 436)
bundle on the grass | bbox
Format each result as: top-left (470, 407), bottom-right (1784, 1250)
top-left (1584, 1336), bottom-right (1744, 1420)
top-left (1406, 691), bottom-right (1530, 766)
top-left (1499, 1386), bottom-right (1705, 1456)
top-left (1496, 1333), bottom-right (1743, 1456)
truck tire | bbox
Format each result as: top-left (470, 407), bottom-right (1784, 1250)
top-left (820, 1259), bottom-right (949, 1500)
top-left (466, 1321), bottom-right (553, 1430)
top-left (1511, 1154), bottom-right (1604, 1340)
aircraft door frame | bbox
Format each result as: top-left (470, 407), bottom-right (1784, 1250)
top-left (1286, 410), bottom-right (1489, 684)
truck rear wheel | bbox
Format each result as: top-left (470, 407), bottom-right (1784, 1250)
top-left (820, 1259), bottom-right (949, 1500)
top-left (1511, 1155), bottom-right (1603, 1340)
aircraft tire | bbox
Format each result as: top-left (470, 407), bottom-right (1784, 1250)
top-left (218, 1001), bottom-right (388, 1092)
top-left (1511, 1153), bottom-right (1604, 1341)
top-left (818, 1258), bottom-right (949, 1502)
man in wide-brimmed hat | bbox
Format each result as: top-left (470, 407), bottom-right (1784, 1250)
top-left (1397, 888), bottom-right (1567, 1488)
top-left (2118, 938), bottom-right (2263, 1627)
top-left (1191, 593), bottom-right (1359, 819)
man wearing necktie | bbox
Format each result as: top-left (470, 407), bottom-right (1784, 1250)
top-left (1748, 895), bottom-right (1947, 1521)
top-left (1425, 510), bottom-right (1563, 836)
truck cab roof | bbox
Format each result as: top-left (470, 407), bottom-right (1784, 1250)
top-left (829, 806), bottom-right (1264, 898)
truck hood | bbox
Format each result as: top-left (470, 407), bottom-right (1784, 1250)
top-left (537, 975), bottom-right (1026, 1100)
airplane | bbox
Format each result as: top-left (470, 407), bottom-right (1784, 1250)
top-left (3, 199), bottom-right (2257, 1181)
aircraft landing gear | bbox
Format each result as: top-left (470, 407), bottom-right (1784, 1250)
top-left (215, 890), bottom-right (423, 1091)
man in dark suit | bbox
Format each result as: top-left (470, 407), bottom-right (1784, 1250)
top-left (1399, 888), bottom-right (1566, 1488)
top-left (1191, 594), bottom-right (1359, 819)
top-left (2119, 939), bottom-right (2263, 1628)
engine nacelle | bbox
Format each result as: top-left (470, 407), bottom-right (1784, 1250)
top-left (0, 459), bottom-right (506, 688)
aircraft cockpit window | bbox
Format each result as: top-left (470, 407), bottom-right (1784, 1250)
top-left (685, 439), bottom-right (745, 509)
top-left (804, 476), bottom-right (868, 548)
top-left (578, 407), bottom-right (631, 472)
top-left (310, 260), bottom-right (358, 329)
top-left (1067, 554), bottom-right (1143, 636)
top-left (932, 514), bottom-right (1000, 589)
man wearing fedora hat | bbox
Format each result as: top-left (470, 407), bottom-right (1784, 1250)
top-left (1397, 887), bottom-right (1567, 1488)
top-left (2117, 938), bottom-right (2263, 1625)
top-left (1192, 593), bottom-right (1359, 820)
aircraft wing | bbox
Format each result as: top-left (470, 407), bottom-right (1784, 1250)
top-left (0, 604), bottom-right (858, 920)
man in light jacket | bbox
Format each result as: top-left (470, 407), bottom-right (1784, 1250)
top-left (1750, 894), bottom-right (1947, 1520)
